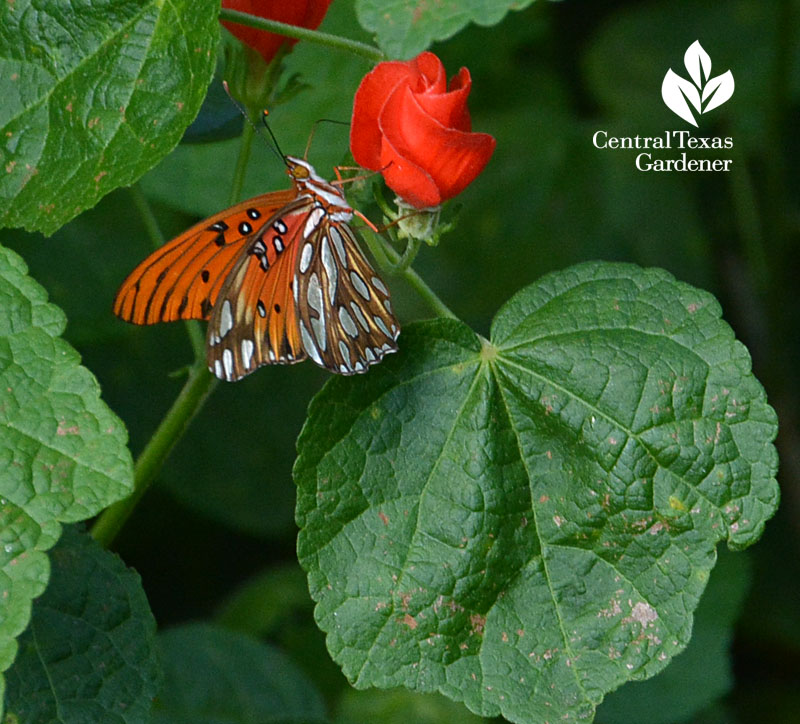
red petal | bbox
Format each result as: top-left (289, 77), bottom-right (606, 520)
top-left (350, 60), bottom-right (416, 169)
top-left (412, 51), bottom-right (447, 93)
top-left (414, 66), bottom-right (472, 133)
top-left (378, 136), bottom-right (442, 208)
top-left (379, 83), bottom-right (495, 205)
top-left (221, 0), bottom-right (332, 63)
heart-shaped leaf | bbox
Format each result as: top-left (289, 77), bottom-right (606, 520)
top-left (0, 244), bottom-right (134, 700)
top-left (295, 262), bottom-right (778, 724)
top-left (0, 0), bottom-right (220, 235)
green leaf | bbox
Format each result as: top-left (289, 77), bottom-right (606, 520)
top-left (0, 0), bottom-right (220, 235)
top-left (355, 0), bottom-right (538, 59)
top-left (153, 623), bottom-right (327, 724)
top-left (596, 548), bottom-right (752, 723)
top-left (3, 526), bottom-right (160, 724)
top-left (295, 262), bottom-right (779, 724)
top-left (0, 244), bottom-right (134, 689)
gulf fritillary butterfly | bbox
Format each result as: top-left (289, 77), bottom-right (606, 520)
top-left (113, 155), bottom-right (399, 381)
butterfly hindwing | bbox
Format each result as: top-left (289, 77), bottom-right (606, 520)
top-left (295, 220), bottom-right (400, 375)
top-left (113, 190), bottom-right (297, 324)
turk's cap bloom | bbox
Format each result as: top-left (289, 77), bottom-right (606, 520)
top-left (350, 51), bottom-right (496, 209)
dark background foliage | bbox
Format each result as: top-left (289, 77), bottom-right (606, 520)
top-left (3, 0), bottom-right (797, 721)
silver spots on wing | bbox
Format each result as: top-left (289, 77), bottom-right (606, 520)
top-left (307, 273), bottom-right (323, 315)
top-left (320, 236), bottom-right (337, 304)
top-left (238, 221), bottom-right (252, 235)
top-left (241, 339), bottom-right (254, 370)
top-left (329, 226), bottom-right (347, 266)
top-left (307, 273), bottom-right (326, 351)
top-left (371, 276), bottom-right (389, 296)
top-left (374, 315), bottom-right (392, 339)
top-left (273, 219), bottom-right (288, 234)
top-left (338, 306), bottom-right (358, 338)
top-left (299, 242), bottom-right (314, 274)
top-left (222, 348), bottom-right (234, 380)
top-left (273, 236), bottom-right (284, 253)
top-left (349, 301), bottom-right (370, 332)
top-left (219, 300), bottom-right (234, 338)
top-left (349, 271), bottom-right (370, 300)
top-left (300, 319), bottom-right (323, 365)
top-left (303, 206), bottom-right (325, 238)
top-left (257, 300), bottom-right (267, 318)
top-left (338, 340), bottom-right (352, 370)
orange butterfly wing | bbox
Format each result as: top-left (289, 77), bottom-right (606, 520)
top-left (207, 199), bottom-right (314, 380)
top-left (113, 189), bottom-right (297, 325)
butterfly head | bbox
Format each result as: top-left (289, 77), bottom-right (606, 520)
top-left (285, 155), bottom-right (352, 218)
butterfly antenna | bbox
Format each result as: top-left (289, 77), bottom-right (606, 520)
top-left (304, 118), bottom-right (350, 159)
top-left (259, 108), bottom-right (290, 166)
top-left (221, 80), bottom-right (283, 163)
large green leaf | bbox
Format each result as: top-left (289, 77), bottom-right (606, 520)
top-left (356, 0), bottom-right (539, 58)
top-left (3, 527), bottom-right (160, 724)
top-left (153, 623), bottom-right (327, 724)
top-left (0, 244), bottom-right (134, 697)
top-left (0, 0), bottom-right (220, 235)
top-left (295, 262), bottom-right (779, 724)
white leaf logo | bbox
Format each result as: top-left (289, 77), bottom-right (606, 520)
top-left (661, 40), bottom-right (734, 126)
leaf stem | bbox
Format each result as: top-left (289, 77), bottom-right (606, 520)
top-left (90, 364), bottom-right (217, 547)
top-left (230, 116), bottom-right (255, 205)
top-left (93, 121), bottom-right (261, 547)
top-left (218, 9), bottom-right (384, 64)
top-left (361, 228), bottom-right (458, 320)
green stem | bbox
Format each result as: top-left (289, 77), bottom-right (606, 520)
top-left (93, 122), bottom-right (261, 547)
top-left (230, 117), bottom-right (255, 205)
top-left (90, 365), bottom-right (216, 547)
top-left (219, 9), bottom-right (384, 63)
top-left (362, 229), bottom-right (458, 320)
top-left (392, 236), bottom-right (421, 272)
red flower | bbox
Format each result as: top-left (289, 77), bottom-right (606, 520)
top-left (350, 51), bottom-right (496, 209)
top-left (221, 0), bottom-right (333, 64)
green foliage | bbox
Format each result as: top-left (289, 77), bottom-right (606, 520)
top-left (3, 526), bottom-right (160, 723)
top-left (153, 623), bottom-right (327, 724)
top-left (0, 244), bottom-right (134, 698)
top-left (0, 0), bottom-right (792, 722)
top-left (356, 0), bottom-right (538, 58)
top-left (0, 0), bottom-right (220, 235)
top-left (295, 263), bottom-right (778, 723)
top-left (597, 549), bottom-right (752, 723)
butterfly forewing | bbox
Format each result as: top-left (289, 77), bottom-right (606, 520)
top-left (206, 200), bottom-right (313, 381)
top-left (295, 220), bottom-right (399, 375)
top-left (113, 190), bottom-right (296, 324)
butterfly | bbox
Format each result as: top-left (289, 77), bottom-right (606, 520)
top-left (114, 155), bottom-right (399, 381)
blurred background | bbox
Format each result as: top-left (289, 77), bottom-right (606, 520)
top-left (3, 0), bottom-right (798, 722)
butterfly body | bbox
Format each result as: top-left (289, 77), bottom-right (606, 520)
top-left (114, 156), bottom-right (399, 381)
